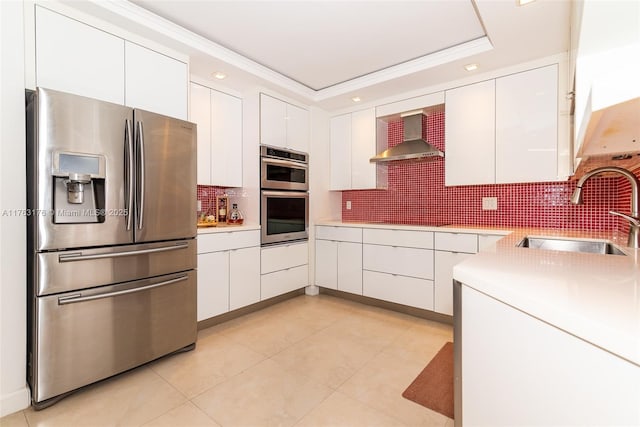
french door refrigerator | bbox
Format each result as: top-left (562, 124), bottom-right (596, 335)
top-left (26, 88), bottom-right (197, 409)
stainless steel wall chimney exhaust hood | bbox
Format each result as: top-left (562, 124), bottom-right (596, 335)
top-left (370, 111), bottom-right (444, 163)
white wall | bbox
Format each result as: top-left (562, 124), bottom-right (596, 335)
top-left (0, 0), bottom-right (30, 416)
top-left (307, 106), bottom-right (341, 292)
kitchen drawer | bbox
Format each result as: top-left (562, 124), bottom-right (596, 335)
top-left (261, 242), bottom-right (308, 274)
top-left (316, 225), bottom-right (362, 243)
top-left (261, 265), bottom-right (308, 300)
top-left (363, 270), bottom-right (434, 310)
top-left (197, 230), bottom-right (260, 254)
top-left (363, 228), bottom-right (433, 249)
top-left (363, 244), bottom-right (434, 280)
top-left (435, 232), bottom-right (478, 253)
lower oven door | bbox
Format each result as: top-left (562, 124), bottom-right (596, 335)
top-left (261, 190), bottom-right (309, 245)
top-left (30, 270), bottom-right (197, 405)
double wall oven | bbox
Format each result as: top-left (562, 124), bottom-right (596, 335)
top-left (260, 145), bottom-right (309, 245)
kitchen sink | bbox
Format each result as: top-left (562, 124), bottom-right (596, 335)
top-left (517, 236), bottom-right (626, 256)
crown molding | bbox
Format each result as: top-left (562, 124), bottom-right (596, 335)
top-left (86, 1), bottom-right (493, 104)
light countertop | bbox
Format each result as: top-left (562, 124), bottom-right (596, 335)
top-left (317, 220), bottom-right (640, 367)
top-left (315, 220), bottom-right (512, 236)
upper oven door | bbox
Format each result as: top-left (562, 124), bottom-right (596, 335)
top-left (260, 157), bottom-right (308, 191)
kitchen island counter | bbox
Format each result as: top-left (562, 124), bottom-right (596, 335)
top-left (453, 227), bottom-right (640, 368)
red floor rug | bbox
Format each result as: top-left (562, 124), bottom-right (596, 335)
top-left (402, 341), bottom-right (454, 419)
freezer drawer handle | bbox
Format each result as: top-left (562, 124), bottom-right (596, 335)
top-left (58, 243), bottom-right (189, 262)
top-left (57, 275), bottom-right (188, 305)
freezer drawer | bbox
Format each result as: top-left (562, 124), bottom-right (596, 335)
top-left (35, 239), bottom-right (196, 296)
top-left (29, 270), bottom-right (197, 405)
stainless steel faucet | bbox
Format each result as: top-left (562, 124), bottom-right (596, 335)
top-left (570, 166), bottom-right (640, 248)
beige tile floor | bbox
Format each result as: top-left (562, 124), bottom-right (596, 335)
top-left (1, 294), bottom-right (454, 427)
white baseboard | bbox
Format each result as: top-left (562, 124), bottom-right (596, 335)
top-left (0, 385), bottom-right (30, 418)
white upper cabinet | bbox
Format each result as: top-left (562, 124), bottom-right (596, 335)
top-left (329, 114), bottom-right (352, 190)
top-left (34, 6), bottom-right (188, 120)
top-left (210, 89), bottom-right (243, 187)
top-left (190, 83), bottom-right (243, 187)
top-left (446, 64), bottom-right (563, 186)
top-left (191, 83), bottom-right (212, 185)
top-left (286, 103), bottom-right (310, 153)
top-left (495, 65), bottom-right (558, 184)
top-left (574, 0), bottom-right (640, 158)
top-left (124, 42), bottom-right (188, 120)
top-left (329, 108), bottom-right (384, 190)
top-left (260, 94), bottom-right (309, 152)
top-left (35, 6), bottom-right (125, 104)
top-left (445, 79), bottom-right (496, 186)
top-left (351, 108), bottom-right (378, 189)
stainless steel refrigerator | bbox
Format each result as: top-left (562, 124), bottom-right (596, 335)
top-left (26, 88), bottom-right (197, 409)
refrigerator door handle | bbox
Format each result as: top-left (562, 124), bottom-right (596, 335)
top-left (58, 242), bottom-right (189, 262)
top-left (57, 275), bottom-right (188, 305)
top-left (136, 121), bottom-right (146, 230)
top-left (125, 119), bottom-right (134, 231)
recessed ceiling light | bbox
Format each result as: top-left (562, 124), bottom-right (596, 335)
top-left (212, 71), bottom-right (227, 80)
top-left (351, 96), bottom-right (361, 103)
top-left (517, 0), bottom-right (536, 6)
top-left (464, 63), bottom-right (478, 72)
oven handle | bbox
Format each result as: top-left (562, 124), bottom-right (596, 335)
top-left (262, 157), bottom-right (308, 169)
top-left (262, 190), bottom-right (309, 197)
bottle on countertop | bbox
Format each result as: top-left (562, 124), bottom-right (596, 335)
top-left (218, 202), bottom-right (227, 223)
top-left (228, 203), bottom-right (244, 225)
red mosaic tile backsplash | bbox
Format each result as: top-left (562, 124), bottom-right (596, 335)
top-left (342, 112), bottom-right (636, 232)
top-left (197, 185), bottom-right (228, 216)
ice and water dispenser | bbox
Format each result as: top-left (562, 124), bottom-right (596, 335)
top-left (52, 152), bottom-right (106, 223)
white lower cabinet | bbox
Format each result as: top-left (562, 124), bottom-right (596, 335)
top-left (363, 271), bottom-right (434, 310)
top-left (362, 229), bottom-right (435, 310)
top-left (434, 251), bottom-right (473, 316)
top-left (197, 230), bottom-right (260, 321)
top-left (261, 265), bottom-right (309, 301)
top-left (433, 232), bottom-right (479, 316)
top-left (229, 246), bottom-right (260, 310)
top-left (197, 251), bottom-right (229, 321)
top-left (261, 242), bottom-right (309, 300)
top-left (315, 226), bottom-right (363, 295)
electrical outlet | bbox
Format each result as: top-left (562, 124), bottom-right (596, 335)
top-left (346, 201), bottom-right (352, 210)
top-left (482, 197), bottom-right (498, 210)
top-left (197, 200), bottom-right (202, 211)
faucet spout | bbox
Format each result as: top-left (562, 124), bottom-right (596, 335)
top-left (571, 166), bottom-right (640, 248)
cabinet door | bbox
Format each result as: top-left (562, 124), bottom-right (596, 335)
top-left (496, 65), bottom-right (558, 184)
top-left (351, 108), bottom-right (377, 189)
top-left (286, 103), bottom-right (309, 153)
top-left (125, 42), bottom-right (188, 119)
top-left (35, 6), bottom-right (125, 104)
top-left (261, 265), bottom-right (308, 300)
top-left (315, 240), bottom-right (338, 289)
top-left (197, 251), bottom-right (229, 321)
top-left (434, 251), bottom-right (473, 315)
top-left (229, 246), bottom-right (260, 310)
top-left (445, 80), bottom-right (496, 186)
top-left (211, 90), bottom-right (243, 187)
top-left (260, 94), bottom-right (286, 148)
top-left (190, 83), bottom-right (212, 185)
top-left (337, 242), bottom-right (362, 295)
top-left (329, 114), bottom-right (352, 190)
